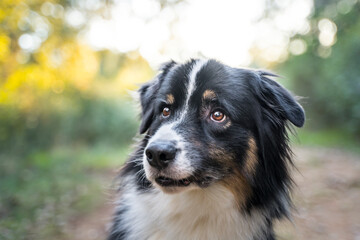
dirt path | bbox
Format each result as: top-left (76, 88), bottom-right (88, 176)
top-left (69, 147), bottom-right (360, 240)
top-left (277, 147), bottom-right (360, 240)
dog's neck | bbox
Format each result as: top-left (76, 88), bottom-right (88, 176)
top-left (120, 181), bottom-right (273, 240)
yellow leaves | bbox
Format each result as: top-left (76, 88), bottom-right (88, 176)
top-left (115, 54), bottom-right (154, 94)
top-left (0, 1), bottom-right (156, 111)
top-left (0, 34), bottom-right (10, 62)
top-left (35, 39), bottom-right (99, 91)
top-left (1, 1), bottom-right (28, 32)
top-left (1, 0), bottom-right (23, 5)
top-left (0, 65), bottom-right (58, 109)
top-left (0, 39), bottom-right (101, 108)
top-left (0, 8), bottom-right (6, 23)
top-left (61, 43), bottom-right (99, 91)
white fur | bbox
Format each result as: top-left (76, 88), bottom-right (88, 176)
top-left (179, 59), bottom-right (208, 122)
top-left (186, 60), bottom-right (207, 104)
top-left (144, 122), bottom-right (195, 185)
top-left (117, 178), bottom-right (267, 240)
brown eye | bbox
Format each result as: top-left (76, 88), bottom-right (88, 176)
top-left (162, 107), bottom-right (171, 117)
top-left (211, 111), bottom-right (225, 122)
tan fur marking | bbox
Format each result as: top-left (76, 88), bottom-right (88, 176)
top-left (202, 90), bottom-right (216, 100)
top-left (221, 170), bottom-right (252, 209)
top-left (208, 144), bottom-right (252, 209)
top-left (166, 94), bottom-right (175, 104)
top-left (244, 137), bottom-right (258, 176)
top-left (208, 144), bottom-right (234, 163)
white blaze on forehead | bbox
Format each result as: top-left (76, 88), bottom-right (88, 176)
top-left (187, 59), bottom-right (208, 102)
top-left (179, 59), bottom-right (208, 121)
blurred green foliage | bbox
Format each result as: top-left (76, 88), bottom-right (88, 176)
top-left (0, 0), bottom-right (152, 239)
top-left (1, 0), bottom-right (360, 239)
top-left (292, 129), bottom-right (360, 153)
top-left (0, 93), bottom-right (140, 154)
top-left (279, 0), bottom-right (360, 137)
top-left (0, 145), bottom-right (131, 239)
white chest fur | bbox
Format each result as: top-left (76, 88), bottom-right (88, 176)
top-left (118, 183), bottom-right (267, 240)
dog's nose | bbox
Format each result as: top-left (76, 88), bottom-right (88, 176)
top-left (145, 142), bottom-right (177, 170)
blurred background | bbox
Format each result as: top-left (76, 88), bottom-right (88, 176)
top-left (0, 0), bottom-right (359, 239)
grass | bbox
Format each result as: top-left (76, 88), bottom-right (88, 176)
top-left (292, 128), bottom-right (360, 154)
top-left (0, 144), bottom-right (131, 240)
top-left (1, 125), bottom-right (359, 240)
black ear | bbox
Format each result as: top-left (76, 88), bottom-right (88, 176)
top-left (138, 79), bottom-right (158, 134)
top-left (252, 71), bottom-right (305, 127)
top-left (138, 60), bottom-right (177, 134)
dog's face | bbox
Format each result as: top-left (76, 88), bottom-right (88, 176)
top-left (139, 59), bottom-right (304, 195)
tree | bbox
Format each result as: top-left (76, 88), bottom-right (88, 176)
top-left (278, 0), bottom-right (360, 137)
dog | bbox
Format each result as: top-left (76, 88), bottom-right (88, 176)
top-left (107, 59), bottom-right (305, 240)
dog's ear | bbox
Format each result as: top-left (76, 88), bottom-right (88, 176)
top-left (138, 79), bottom-right (158, 134)
top-left (138, 60), bottom-right (177, 134)
top-left (251, 71), bottom-right (305, 127)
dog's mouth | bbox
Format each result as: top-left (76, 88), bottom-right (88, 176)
top-left (155, 176), bottom-right (193, 187)
top-left (154, 175), bottom-right (215, 188)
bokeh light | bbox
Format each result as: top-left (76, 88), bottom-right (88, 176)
top-left (84, 0), bottom-right (313, 67)
top-left (1, 0), bottom-right (360, 239)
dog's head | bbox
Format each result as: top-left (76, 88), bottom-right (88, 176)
top-left (138, 59), bottom-right (304, 198)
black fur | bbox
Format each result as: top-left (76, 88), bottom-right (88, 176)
top-left (108, 59), bottom-right (304, 240)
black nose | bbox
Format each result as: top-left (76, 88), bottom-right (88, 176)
top-left (145, 142), bottom-right (177, 170)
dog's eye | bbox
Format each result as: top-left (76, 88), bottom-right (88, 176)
top-left (162, 107), bottom-right (171, 117)
top-left (211, 111), bottom-right (225, 122)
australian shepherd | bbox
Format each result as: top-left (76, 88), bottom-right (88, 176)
top-left (107, 59), bottom-right (305, 240)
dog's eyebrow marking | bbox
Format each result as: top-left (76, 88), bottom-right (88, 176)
top-left (202, 89), bottom-right (216, 101)
top-left (243, 137), bottom-right (258, 176)
top-left (166, 94), bottom-right (175, 104)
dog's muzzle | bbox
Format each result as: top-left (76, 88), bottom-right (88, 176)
top-left (145, 141), bottom-right (177, 170)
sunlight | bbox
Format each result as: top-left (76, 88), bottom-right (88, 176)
top-left (318, 18), bottom-right (337, 47)
top-left (85, 0), bottom-right (313, 67)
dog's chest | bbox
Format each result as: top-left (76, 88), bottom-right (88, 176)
top-left (122, 184), bottom-right (266, 240)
